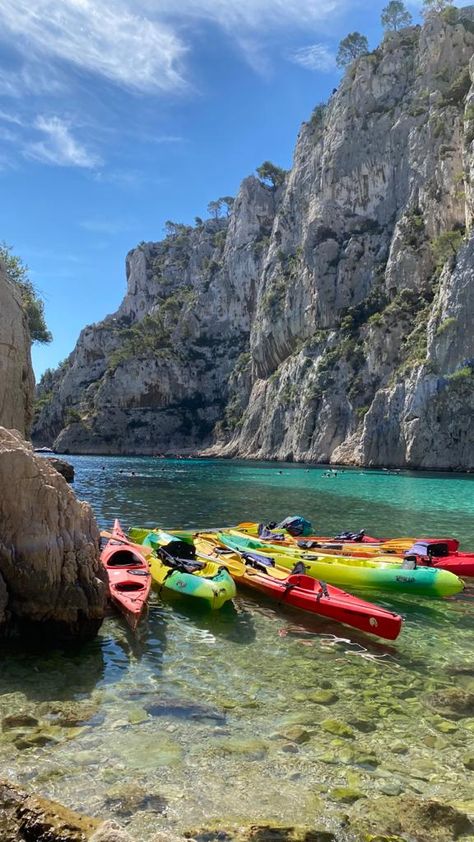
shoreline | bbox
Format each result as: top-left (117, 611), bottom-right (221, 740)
top-left (34, 449), bottom-right (474, 476)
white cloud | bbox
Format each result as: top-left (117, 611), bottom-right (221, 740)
top-left (0, 0), bottom-right (348, 93)
top-left (0, 109), bottom-right (24, 126)
top-left (80, 217), bottom-right (136, 235)
top-left (153, 0), bottom-right (344, 31)
top-left (25, 115), bottom-right (101, 168)
top-left (0, 63), bottom-right (66, 98)
top-left (0, 0), bottom-right (187, 94)
top-left (288, 43), bottom-right (336, 73)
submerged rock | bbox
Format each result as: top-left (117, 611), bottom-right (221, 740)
top-left (0, 428), bottom-right (107, 641)
top-left (349, 794), bottom-right (474, 842)
top-left (329, 787), bottom-right (365, 804)
top-left (425, 688), bottom-right (474, 718)
top-left (104, 783), bottom-right (167, 817)
top-left (275, 725), bottom-right (311, 744)
top-left (190, 824), bottom-right (335, 842)
top-left (38, 699), bottom-right (103, 728)
top-left (307, 690), bottom-right (339, 705)
top-left (2, 713), bottom-right (39, 730)
top-left (141, 695), bottom-right (226, 724)
top-left (348, 718), bottom-right (376, 733)
top-left (320, 719), bottom-right (355, 739)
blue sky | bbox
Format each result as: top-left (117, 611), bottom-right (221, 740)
top-left (0, 0), bottom-right (463, 378)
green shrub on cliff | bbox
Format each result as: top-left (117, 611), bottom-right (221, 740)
top-left (430, 228), bottom-right (465, 271)
top-left (0, 242), bottom-right (52, 344)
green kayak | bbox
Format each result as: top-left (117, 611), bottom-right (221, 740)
top-left (143, 530), bottom-right (236, 609)
top-left (217, 531), bottom-right (463, 598)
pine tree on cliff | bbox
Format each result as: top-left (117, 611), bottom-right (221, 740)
top-left (336, 33), bottom-right (369, 68)
top-left (381, 1), bottom-right (412, 31)
top-left (207, 199), bottom-right (222, 219)
top-left (256, 161), bottom-right (287, 190)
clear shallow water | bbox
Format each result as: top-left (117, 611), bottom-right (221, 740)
top-left (1, 457), bottom-right (473, 839)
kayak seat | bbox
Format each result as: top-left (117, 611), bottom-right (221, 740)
top-left (297, 540), bottom-right (321, 549)
top-left (242, 552), bottom-right (275, 573)
top-left (158, 547), bottom-right (205, 574)
top-left (401, 556), bottom-right (417, 569)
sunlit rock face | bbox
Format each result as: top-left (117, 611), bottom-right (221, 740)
top-left (34, 9), bottom-right (474, 469)
top-left (0, 428), bottom-right (107, 640)
top-left (0, 261), bottom-right (34, 437)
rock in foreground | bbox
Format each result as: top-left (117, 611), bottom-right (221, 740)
top-left (0, 427), bottom-right (106, 641)
top-left (0, 779), bottom-right (134, 841)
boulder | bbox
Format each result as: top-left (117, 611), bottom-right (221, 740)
top-left (0, 427), bottom-right (106, 640)
top-left (45, 456), bottom-right (75, 482)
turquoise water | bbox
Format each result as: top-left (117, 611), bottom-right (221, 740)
top-left (74, 456), bottom-right (474, 543)
top-left (0, 457), bottom-right (473, 840)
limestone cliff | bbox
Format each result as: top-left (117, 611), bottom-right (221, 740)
top-left (0, 260), bottom-right (34, 437)
top-left (34, 7), bottom-right (474, 469)
top-left (0, 428), bottom-right (107, 639)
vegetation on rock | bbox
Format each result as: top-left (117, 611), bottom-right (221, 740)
top-left (381, 1), bottom-right (412, 31)
top-left (336, 32), bottom-right (369, 67)
top-left (0, 243), bottom-right (51, 344)
top-left (256, 161), bottom-right (287, 189)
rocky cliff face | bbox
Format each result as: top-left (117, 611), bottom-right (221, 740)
top-left (34, 7), bottom-right (474, 469)
top-left (0, 428), bottom-right (107, 639)
top-left (34, 190), bottom-right (274, 454)
top-left (0, 261), bottom-right (34, 437)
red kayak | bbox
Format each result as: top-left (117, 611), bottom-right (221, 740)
top-left (403, 540), bottom-right (474, 578)
top-left (245, 570), bottom-right (403, 640)
top-left (196, 536), bottom-right (403, 641)
top-left (101, 520), bottom-right (151, 630)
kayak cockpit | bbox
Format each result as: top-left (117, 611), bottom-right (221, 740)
top-left (106, 550), bottom-right (145, 567)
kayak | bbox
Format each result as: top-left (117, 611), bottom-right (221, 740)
top-left (219, 531), bottom-right (464, 598)
top-left (399, 539), bottom-right (474, 578)
top-left (235, 524), bottom-right (474, 579)
top-left (297, 538), bottom-right (474, 578)
top-left (194, 534), bottom-right (403, 641)
top-left (100, 520), bottom-right (151, 630)
top-left (142, 530), bottom-right (236, 609)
